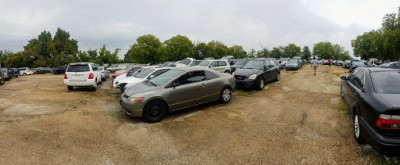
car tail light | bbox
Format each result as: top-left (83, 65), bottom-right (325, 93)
top-left (377, 114), bottom-right (400, 130)
top-left (64, 74), bottom-right (67, 79)
top-left (88, 73), bottom-right (94, 79)
top-left (101, 71), bottom-right (104, 74)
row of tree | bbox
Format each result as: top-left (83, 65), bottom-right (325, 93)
top-left (352, 8), bottom-right (400, 60)
top-left (1, 29), bottom-right (353, 68)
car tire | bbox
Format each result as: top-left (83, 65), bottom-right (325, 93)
top-left (143, 100), bottom-right (167, 122)
top-left (257, 78), bottom-right (265, 90)
top-left (67, 86), bottom-right (73, 91)
top-left (0, 78), bottom-right (4, 85)
top-left (92, 83), bottom-right (97, 91)
top-left (353, 112), bottom-right (366, 144)
top-left (275, 73), bottom-right (280, 81)
top-left (220, 87), bottom-right (232, 103)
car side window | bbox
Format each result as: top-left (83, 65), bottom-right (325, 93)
top-left (264, 60), bottom-right (271, 67)
top-left (269, 60), bottom-right (277, 67)
top-left (218, 61), bottom-right (227, 66)
top-left (212, 62), bottom-right (219, 67)
top-left (205, 71), bottom-right (219, 80)
top-left (175, 71), bottom-right (206, 85)
top-left (352, 70), bottom-right (365, 90)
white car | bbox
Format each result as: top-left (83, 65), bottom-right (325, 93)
top-left (64, 62), bottom-right (102, 91)
top-left (118, 67), bottom-right (171, 92)
top-left (113, 73), bottom-right (127, 88)
top-left (197, 60), bottom-right (231, 74)
top-left (18, 67), bottom-right (34, 75)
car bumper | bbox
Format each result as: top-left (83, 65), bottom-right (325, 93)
top-left (120, 95), bottom-right (145, 117)
top-left (235, 79), bottom-right (256, 88)
top-left (360, 117), bottom-right (400, 156)
top-left (64, 79), bottom-right (96, 87)
top-left (286, 66), bottom-right (299, 70)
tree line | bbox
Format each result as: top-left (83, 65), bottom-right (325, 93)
top-left (1, 29), bottom-right (352, 68)
top-left (352, 8), bottom-right (400, 61)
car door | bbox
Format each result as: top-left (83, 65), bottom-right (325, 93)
top-left (262, 60), bottom-right (273, 82)
top-left (167, 71), bottom-right (207, 111)
top-left (344, 70), bottom-right (365, 111)
top-left (210, 61), bottom-right (220, 72)
top-left (268, 60), bottom-right (278, 81)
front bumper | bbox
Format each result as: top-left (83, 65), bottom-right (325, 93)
top-left (120, 95), bottom-right (145, 117)
top-left (235, 79), bottom-right (256, 88)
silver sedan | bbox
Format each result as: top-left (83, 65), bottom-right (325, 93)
top-left (120, 67), bottom-right (236, 122)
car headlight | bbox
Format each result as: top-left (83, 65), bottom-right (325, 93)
top-left (127, 97), bottom-right (144, 102)
top-left (248, 74), bottom-right (257, 80)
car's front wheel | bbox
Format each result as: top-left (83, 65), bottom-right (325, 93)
top-left (143, 100), bottom-right (167, 122)
top-left (220, 87), bottom-right (232, 103)
top-left (257, 78), bottom-right (265, 90)
top-left (353, 113), bottom-right (366, 144)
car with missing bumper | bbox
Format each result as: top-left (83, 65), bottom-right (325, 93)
top-left (233, 58), bottom-right (280, 90)
top-left (120, 67), bottom-right (236, 122)
top-left (340, 67), bottom-right (400, 156)
top-left (64, 62), bottom-right (102, 91)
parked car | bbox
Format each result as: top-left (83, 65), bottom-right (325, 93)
top-left (336, 60), bottom-right (344, 66)
top-left (53, 65), bottom-right (67, 75)
top-left (36, 67), bottom-right (52, 74)
top-left (233, 58), bottom-right (280, 90)
top-left (367, 58), bottom-right (381, 67)
top-left (197, 60), bottom-right (231, 74)
top-left (285, 59), bottom-right (300, 70)
top-left (340, 67), bottom-right (400, 156)
top-left (349, 61), bottom-right (367, 72)
top-left (177, 58), bottom-right (196, 66)
top-left (113, 66), bottom-right (145, 88)
top-left (10, 68), bottom-right (19, 77)
top-left (379, 62), bottom-right (400, 69)
top-left (108, 64), bottom-right (130, 73)
top-left (19, 67), bottom-right (34, 75)
top-left (1, 67), bottom-right (12, 81)
top-left (118, 67), bottom-right (171, 92)
top-left (120, 67), bottom-right (235, 122)
top-left (189, 60), bottom-right (203, 66)
top-left (343, 60), bottom-right (351, 68)
top-left (322, 60), bottom-right (329, 65)
top-left (98, 66), bottom-right (110, 81)
top-left (231, 59), bottom-right (250, 73)
top-left (64, 62), bottom-right (102, 91)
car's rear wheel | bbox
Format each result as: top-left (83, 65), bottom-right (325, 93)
top-left (220, 87), bottom-right (232, 103)
top-left (353, 113), bottom-right (366, 144)
top-left (257, 78), bottom-right (265, 90)
top-left (67, 86), bottom-right (73, 91)
top-left (143, 100), bottom-right (167, 122)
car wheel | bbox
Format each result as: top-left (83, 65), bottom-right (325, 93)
top-left (275, 73), bottom-right (280, 81)
top-left (67, 86), bottom-right (73, 91)
top-left (257, 78), bottom-right (265, 90)
top-left (92, 83), bottom-right (97, 91)
top-left (143, 100), bottom-right (167, 122)
top-left (0, 78), bottom-right (4, 85)
top-left (353, 113), bottom-right (366, 144)
top-left (220, 87), bottom-right (232, 103)
top-left (23, 73), bottom-right (26, 76)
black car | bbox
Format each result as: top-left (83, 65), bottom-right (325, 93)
top-left (36, 67), bottom-right (52, 74)
top-left (340, 67), bottom-right (400, 156)
top-left (233, 58), bottom-right (280, 90)
top-left (53, 65), bottom-right (67, 74)
top-left (285, 59), bottom-right (300, 70)
top-left (10, 68), bottom-right (19, 77)
top-left (231, 59), bottom-right (250, 73)
top-left (0, 67), bottom-right (12, 81)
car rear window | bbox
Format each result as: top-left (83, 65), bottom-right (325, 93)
top-left (371, 71), bottom-right (400, 94)
top-left (67, 65), bottom-right (90, 72)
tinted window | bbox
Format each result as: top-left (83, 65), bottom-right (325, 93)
top-left (352, 70), bottom-right (364, 89)
top-left (242, 60), bottom-right (264, 70)
top-left (67, 65), bottom-right (90, 72)
top-left (149, 69), bottom-right (169, 79)
top-left (269, 60), bottom-right (277, 67)
top-left (205, 71), bottom-right (219, 80)
top-left (175, 71), bottom-right (206, 85)
top-left (198, 61), bottom-right (211, 67)
top-left (233, 60), bottom-right (246, 66)
top-left (211, 61), bottom-right (219, 67)
top-left (371, 71), bottom-right (400, 94)
top-left (135, 68), bottom-right (155, 78)
top-left (218, 61), bottom-right (227, 66)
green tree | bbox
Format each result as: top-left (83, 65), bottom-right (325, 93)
top-left (312, 41), bottom-right (335, 59)
top-left (257, 48), bottom-right (270, 57)
top-left (283, 43), bottom-right (301, 58)
top-left (270, 47), bottom-right (283, 58)
top-left (193, 42), bottom-right (209, 59)
top-left (207, 41), bottom-right (228, 59)
top-left (163, 35), bottom-right (194, 61)
top-left (77, 51), bottom-right (89, 62)
top-left (4, 51), bottom-right (32, 68)
top-left (302, 46), bottom-right (311, 60)
top-left (351, 31), bottom-right (377, 60)
top-left (247, 49), bottom-right (256, 58)
top-left (127, 34), bottom-right (163, 64)
top-left (228, 45), bottom-right (247, 58)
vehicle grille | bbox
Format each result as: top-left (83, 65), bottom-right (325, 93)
top-left (235, 75), bottom-right (246, 80)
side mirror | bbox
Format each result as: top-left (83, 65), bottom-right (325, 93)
top-left (340, 76), bottom-right (346, 80)
top-left (148, 75), bottom-right (155, 79)
top-left (169, 81), bottom-right (180, 88)
top-left (209, 65), bottom-right (213, 68)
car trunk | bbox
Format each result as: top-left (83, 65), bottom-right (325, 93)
top-left (66, 65), bottom-right (91, 81)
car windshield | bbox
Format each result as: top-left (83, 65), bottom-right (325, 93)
top-left (124, 66), bottom-right (133, 72)
top-left (198, 61), bottom-right (211, 66)
top-left (135, 68), bottom-right (155, 78)
top-left (280, 58), bottom-right (288, 61)
top-left (67, 65), bottom-right (90, 72)
top-left (1, 68), bottom-right (7, 72)
top-left (233, 60), bottom-right (246, 66)
top-left (371, 71), bottom-right (400, 94)
top-left (242, 60), bottom-right (264, 69)
top-left (149, 69), bottom-right (184, 86)
top-left (353, 62), bottom-right (366, 66)
top-left (288, 60), bottom-right (298, 64)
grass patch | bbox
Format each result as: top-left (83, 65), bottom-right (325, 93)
top-left (236, 90), bottom-right (249, 96)
top-left (333, 72), bottom-right (341, 77)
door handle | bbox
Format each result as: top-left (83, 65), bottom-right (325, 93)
top-left (200, 83), bottom-right (206, 88)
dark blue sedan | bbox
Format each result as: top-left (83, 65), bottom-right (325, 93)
top-left (340, 67), bottom-right (400, 156)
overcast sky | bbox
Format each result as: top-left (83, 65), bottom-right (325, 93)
top-left (0, 0), bottom-right (399, 58)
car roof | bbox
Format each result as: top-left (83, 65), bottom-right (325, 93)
top-left (362, 67), bottom-right (400, 73)
top-left (69, 62), bottom-right (95, 65)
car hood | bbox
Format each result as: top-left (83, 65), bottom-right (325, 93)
top-left (124, 82), bottom-right (156, 96)
top-left (234, 68), bottom-right (261, 76)
top-left (376, 93), bottom-right (400, 109)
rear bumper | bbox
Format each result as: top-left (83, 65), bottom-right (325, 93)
top-left (64, 79), bottom-right (96, 87)
top-left (360, 117), bottom-right (400, 156)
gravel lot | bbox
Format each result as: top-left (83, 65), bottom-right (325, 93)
top-left (0, 65), bottom-right (388, 164)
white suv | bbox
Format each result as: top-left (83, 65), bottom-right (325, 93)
top-left (197, 60), bottom-right (231, 74)
top-left (64, 62), bottom-right (101, 91)
top-left (19, 67), bottom-right (34, 75)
